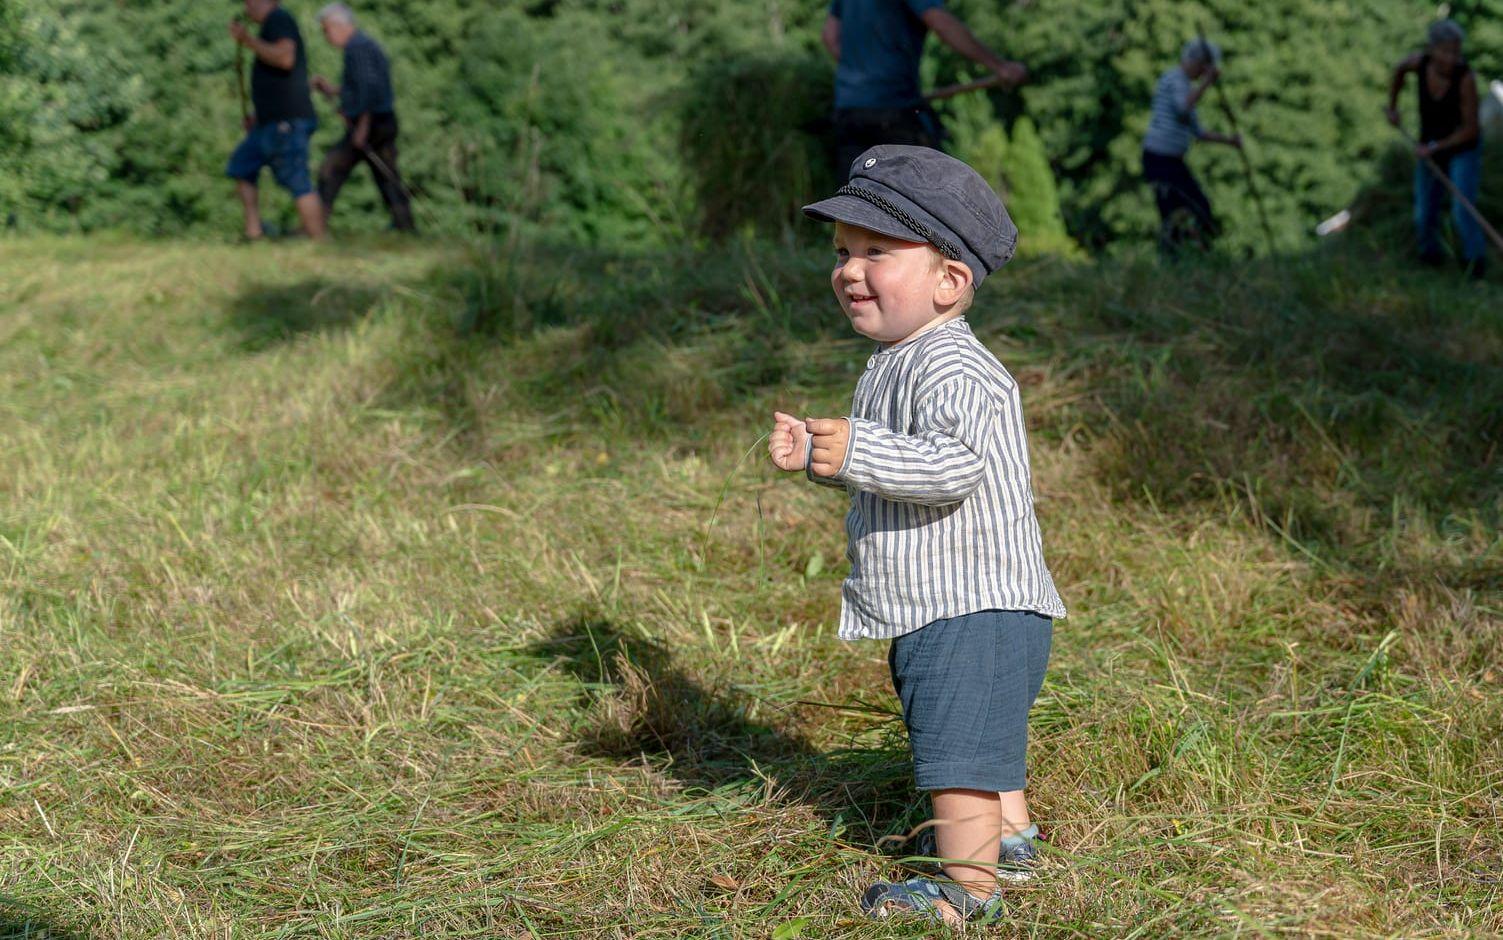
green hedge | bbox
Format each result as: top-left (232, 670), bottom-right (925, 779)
top-left (3, 0), bottom-right (1498, 254)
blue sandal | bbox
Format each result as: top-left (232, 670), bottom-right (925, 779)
top-left (861, 876), bottom-right (1004, 925)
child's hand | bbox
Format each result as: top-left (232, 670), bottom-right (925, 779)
top-left (769, 411), bottom-right (810, 471)
top-left (806, 417), bottom-right (850, 477)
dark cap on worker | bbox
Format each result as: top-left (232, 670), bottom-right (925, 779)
top-left (803, 145), bottom-right (1018, 287)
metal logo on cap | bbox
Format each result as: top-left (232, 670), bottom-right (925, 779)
top-left (864, 158), bottom-right (877, 168)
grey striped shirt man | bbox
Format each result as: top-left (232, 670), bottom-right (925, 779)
top-left (812, 318), bottom-right (1066, 640)
top-left (1144, 66), bottom-right (1203, 157)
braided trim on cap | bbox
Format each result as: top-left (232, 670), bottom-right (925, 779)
top-left (835, 186), bottom-right (964, 261)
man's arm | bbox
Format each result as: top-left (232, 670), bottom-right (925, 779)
top-left (920, 8), bottom-right (1026, 86)
top-left (821, 14), bottom-right (840, 61)
top-left (312, 75), bottom-right (340, 100)
top-left (350, 111), bottom-right (372, 149)
top-left (1198, 130), bottom-right (1243, 148)
top-left (230, 22), bottom-right (296, 71)
top-left (1386, 53), bottom-right (1421, 125)
top-left (341, 45), bottom-right (378, 143)
top-left (1183, 67), bottom-right (1218, 112)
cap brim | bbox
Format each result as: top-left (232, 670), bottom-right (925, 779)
top-left (802, 195), bottom-right (931, 245)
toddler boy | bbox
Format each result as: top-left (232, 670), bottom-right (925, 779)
top-left (768, 145), bottom-right (1066, 926)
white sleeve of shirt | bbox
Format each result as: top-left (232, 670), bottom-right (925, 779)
top-left (835, 378), bottom-right (993, 506)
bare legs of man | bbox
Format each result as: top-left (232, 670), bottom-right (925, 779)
top-left (237, 182), bottom-right (327, 241)
top-left (237, 180), bottom-right (263, 240)
top-left (296, 192), bottom-right (327, 240)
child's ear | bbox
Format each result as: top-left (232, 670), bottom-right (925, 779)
top-left (934, 258), bottom-right (974, 308)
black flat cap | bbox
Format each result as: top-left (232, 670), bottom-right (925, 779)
top-left (803, 145), bottom-right (1017, 287)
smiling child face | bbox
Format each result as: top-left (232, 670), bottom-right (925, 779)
top-left (831, 222), bottom-right (967, 344)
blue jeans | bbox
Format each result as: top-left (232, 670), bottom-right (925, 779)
top-left (226, 118), bottom-right (318, 199)
top-left (1414, 147), bottom-right (1484, 262)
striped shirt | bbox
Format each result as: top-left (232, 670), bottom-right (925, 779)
top-left (813, 318), bottom-right (1066, 640)
top-left (340, 31), bottom-right (395, 119)
top-left (1143, 67), bottom-right (1203, 157)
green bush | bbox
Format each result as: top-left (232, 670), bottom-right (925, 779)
top-left (938, 0), bottom-right (1503, 254)
top-left (946, 88), bottom-right (1083, 258)
top-left (3, 0), bottom-right (1499, 254)
top-left (680, 49), bottom-right (834, 241)
top-left (0, 0), bottom-right (142, 230)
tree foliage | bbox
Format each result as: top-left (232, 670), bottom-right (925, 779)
top-left (0, 0), bottom-right (1497, 252)
top-left (940, 0), bottom-right (1503, 252)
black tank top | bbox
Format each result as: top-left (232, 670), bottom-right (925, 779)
top-left (1417, 54), bottom-right (1477, 160)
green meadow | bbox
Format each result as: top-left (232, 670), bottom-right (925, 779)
top-left (0, 232), bottom-right (1499, 937)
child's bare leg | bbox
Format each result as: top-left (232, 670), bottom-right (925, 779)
top-left (931, 788), bottom-right (1002, 911)
top-left (998, 788), bottom-right (1031, 837)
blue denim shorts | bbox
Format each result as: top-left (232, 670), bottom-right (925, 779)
top-left (888, 609), bottom-right (1052, 793)
top-left (225, 118), bottom-right (317, 198)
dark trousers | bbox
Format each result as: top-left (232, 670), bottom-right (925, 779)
top-left (832, 106), bottom-right (943, 180)
top-left (318, 113), bottom-right (415, 232)
top-left (1143, 150), bottom-right (1217, 250)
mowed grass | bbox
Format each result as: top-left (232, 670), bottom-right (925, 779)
top-left (0, 232), bottom-right (1499, 938)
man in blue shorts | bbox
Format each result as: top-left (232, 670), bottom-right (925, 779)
top-left (821, 0), bottom-right (1028, 178)
top-left (227, 0), bottom-right (326, 241)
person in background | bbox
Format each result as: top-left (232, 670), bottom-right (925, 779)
top-left (227, 0), bottom-right (326, 241)
top-left (1142, 39), bottom-right (1243, 254)
top-left (1387, 19), bottom-right (1485, 278)
top-left (821, 0), bottom-right (1028, 178)
top-left (312, 3), bottom-right (416, 233)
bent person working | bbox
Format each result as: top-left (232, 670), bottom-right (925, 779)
top-left (1387, 20), bottom-right (1485, 278)
top-left (226, 0), bottom-right (326, 241)
top-left (313, 3), bottom-right (415, 233)
top-left (1142, 39), bottom-right (1243, 254)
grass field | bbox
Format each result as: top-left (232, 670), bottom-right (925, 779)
top-left (0, 232), bottom-right (1500, 938)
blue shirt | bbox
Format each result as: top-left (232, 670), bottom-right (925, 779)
top-left (830, 0), bottom-right (944, 110)
top-left (340, 31), bottom-right (395, 119)
top-left (1143, 67), bottom-right (1204, 157)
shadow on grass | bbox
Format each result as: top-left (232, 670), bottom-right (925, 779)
top-left (227, 278), bottom-right (387, 351)
top-left (1073, 243), bottom-right (1503, 553)
top-left (0, 902), bottom-right (84, 940)
top-left (526, 615), bottom-right (921, 846)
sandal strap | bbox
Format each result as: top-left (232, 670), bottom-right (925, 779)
top-left (912, 823), bottom-right (1040, 861)
top-left (862, 876), bottom-right (1002, 923)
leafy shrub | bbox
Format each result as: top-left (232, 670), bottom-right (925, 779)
top-left (945, 88), bottom-right (1083, 258)
top-left (0, 0), bottom-right (142, 229)
top-left (680, 48), bottom-right (834, 241)
top-left (4, 0), bottom-right (1500, 255)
